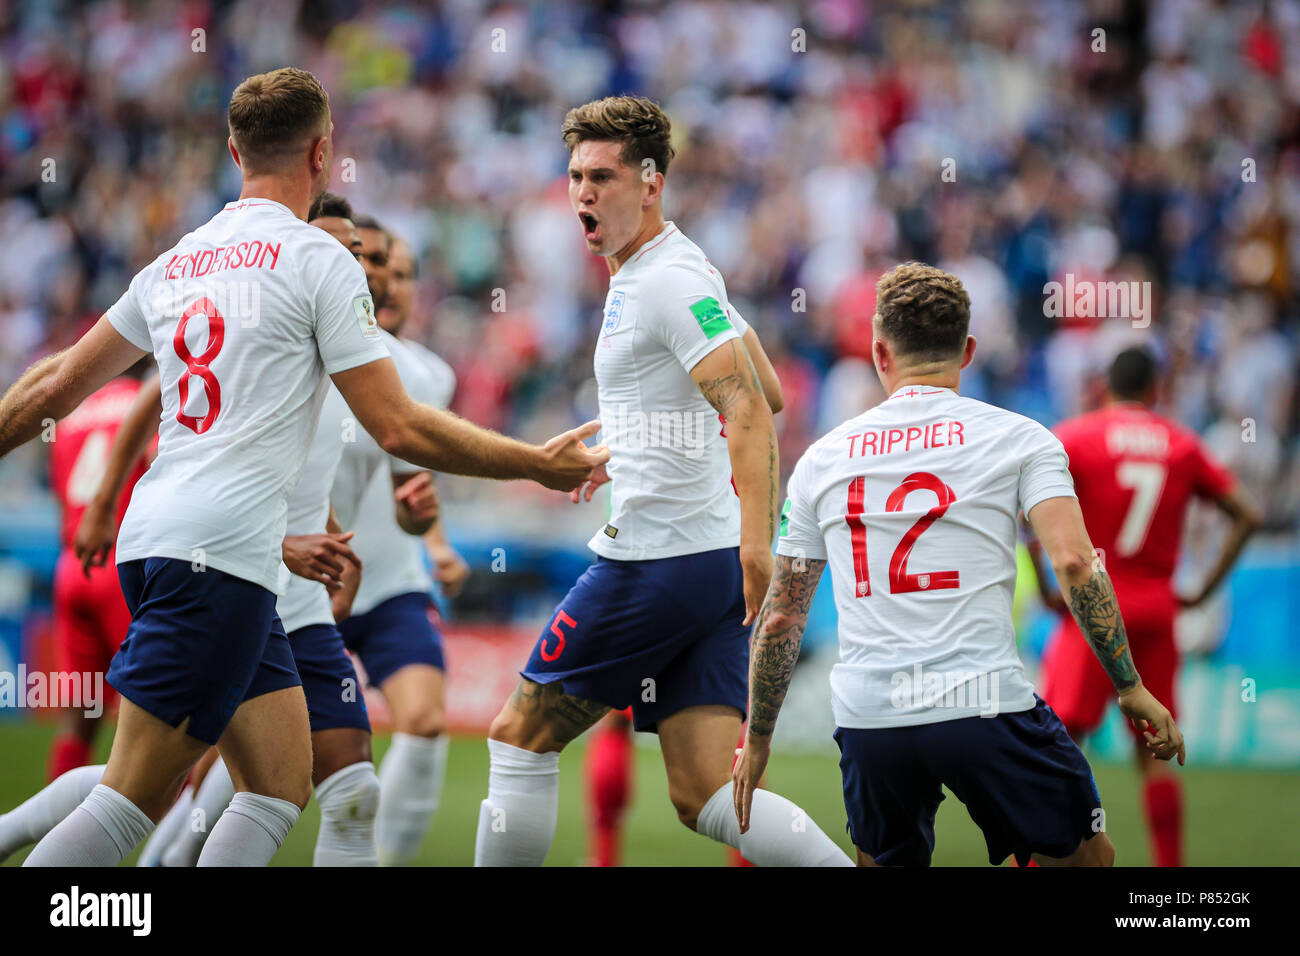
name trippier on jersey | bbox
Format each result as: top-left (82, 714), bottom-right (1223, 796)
top-left (889, 663), bottom-right (1000, 717)
top-left (50, 886), bottom-right (151, 936)
top-left (845, 419), bottom-right (966, 458)
top-left (601, 403), bottom-right (720, 460)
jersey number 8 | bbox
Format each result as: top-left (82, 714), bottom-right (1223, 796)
top-left (173, 297), bottom-right (225, 435)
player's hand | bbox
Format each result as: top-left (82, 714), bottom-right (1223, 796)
top-left (73, 499), bottom-right (118, 578)
top-left (283, 532), bottom-right (361, 592)
top-left (1118, 683), bottom-right (1186, 765)
top-left (535, 420), bottom-right (609, 492)
top-left (433, 546), bottom-right (471, 598)
top-left (332, 553), bottom-right (362, 623)
top-left (569, 462), bottom-right (610, 504)
top-left (740, 545), bottom-right (773, 626)
top-left (732, 733), bottom-right (772, 834)
top-left (395, 473), bottom-right (439, 526)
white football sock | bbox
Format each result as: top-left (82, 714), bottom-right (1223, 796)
top-left (473, 738), bottom-right (560, 867)
top-left (376, 732), bottom-right (448, 865)
top-left (196, 791), bottom-right (299, 866)
top-left (314, 761), bottom-right (380, 867)
top-left (137, 784), bottom-right (194, 867)
top-left (161, 756), bottom-right (234, 867)
top-left (24, 784), bottom-right (153, 867)
top-left (696, 783), bottom-right (854, 867)
top-left (0, 763), bottom-right (105, 862)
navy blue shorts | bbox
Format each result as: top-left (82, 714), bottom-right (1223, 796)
top-left (338, 591), bottom-right (445, 688)
top-left (107, 558), bottom-right (301, 746)
top-left (289, 623), bottom-right (370, 734)
top-left (521, 548), bottom-right (750, 733)
top-left (834, 697), bottom-right (1103, 866)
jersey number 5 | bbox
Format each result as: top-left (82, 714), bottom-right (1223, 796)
top-left (845, 471), bottom-right (960, 596)
top-left (174, 297), bottom-right (225, 435)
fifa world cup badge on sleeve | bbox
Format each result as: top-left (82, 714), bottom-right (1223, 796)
top-left (354, 294), bottom-right (379, 337)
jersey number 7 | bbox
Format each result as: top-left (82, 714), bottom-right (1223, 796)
top-left (845, 471), bottom-right (960, 596)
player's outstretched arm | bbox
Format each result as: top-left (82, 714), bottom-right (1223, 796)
top-left (74, 372), bottom-right (162, 575)
top-left (734, 554), bottom-right (826, 831)
top-left (331, 357), bottom-right (607, 492)
top-left (0, 317), bottom-right (147, 460)
top-left (1180, 483), bottom-right (1262, 608)
top-left (739, 327), bottom-right (784, 414)
top-left (1027, 495), bottom-right (1185, 764)
top-left (691, 338), bottom-right (780, 624)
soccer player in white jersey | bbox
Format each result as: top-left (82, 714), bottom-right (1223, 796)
top-left (473, 96), bottom-right (850, 867)
top-left (0, 67), bottom-right (605, 868)
top-left (732, 262), bottom-right (1185, 867)
top-left (330, 215), bottom-right (460, 865)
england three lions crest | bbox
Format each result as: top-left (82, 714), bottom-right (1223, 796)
top-left (603, 291), bottom-right (626, 335)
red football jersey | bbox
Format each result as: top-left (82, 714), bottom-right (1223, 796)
top-left (48, 378), bottom-right (151, 550)
top-left (1054, 404), bottom-right (1235, 585)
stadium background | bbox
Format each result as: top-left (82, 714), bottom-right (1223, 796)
top-left (0, 0), bottom-right (1297, 864)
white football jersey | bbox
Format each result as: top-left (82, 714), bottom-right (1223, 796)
top-left (777, 386), bottom-right (1076, 728)
top-left (590, 221), bottom-right (750, 560)
top-left (275, 385), bottom-right (353, 633)
top-left (332, 333), bottom-right (456, 615)
top-left (105, 198), bottom-right (388, 593)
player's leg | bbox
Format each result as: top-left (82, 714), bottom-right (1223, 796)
top-left (1128, 610), bottom-right (1183, 867)
top-left (0, 763), bottom-right (106, 862)
top-left (140, 746), bottom-right (220, 867)
top-left (45, 552), bottom-right (112, 779)
top-left (585, 708), bottom-right (634, 866)
top-left (296, 622), bottom-right (380, 866)
top-left (375, 663), bottom-right (446, 865)
top-left (159, 748), bottom-right (234, 867)
top-left (342, 594), bottom-right (449, 865)
top-left (24, 696), bottom-right (206, 866)
top-left (662, 704), bottom-right (852, 866)
top-left (474, 678), bottom-right (609, 866)
top-left (200, 683), bottom-right (312, 866)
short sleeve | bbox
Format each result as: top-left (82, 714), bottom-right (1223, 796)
top-left (645, 265), bottom-right (742, 372)
top-left (775, 453), bottom-right (828, 561)
top-left (306, 238), bottom-right (390, 374)
top-left (728, 304), bottom-right (751, 338)
top-left (1018, 422), bottom-right (1077, 515)
top-left (1190, 436), bottom-right (1235, 501)
top-left (104, 277), bottom-right (152, 353)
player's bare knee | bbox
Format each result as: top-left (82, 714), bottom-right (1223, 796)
top-left (667, 785), bottom-right (707, 831)
top-left (397, 708), bottom-right (445, 739)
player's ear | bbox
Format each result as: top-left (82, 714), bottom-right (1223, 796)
top-left (960, 335), bottom-right (977, 370)
top-left (311, 135), bottom-right (329, 175)
top-left (228, 137), bottom-right (242, 170)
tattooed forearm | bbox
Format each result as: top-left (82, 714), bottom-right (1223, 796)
top-left (1067, 572), bottom-right (1139, 692)
top-left (748, 555), bottom-right (826, 737)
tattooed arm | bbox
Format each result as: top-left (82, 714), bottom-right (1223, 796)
top-left (733, 554), bottom-right (826, 831)
top-left (1027, 495), bottom-right (1185, 763)
top-left (691, 337), bottom-right (780, 624)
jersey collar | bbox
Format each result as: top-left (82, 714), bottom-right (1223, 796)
top-left (622, 220), bottom-right (678, 272)
top-left (221, 198), bottom-right (295, 217)
top-left (888, 385), bottom-right (957, 401)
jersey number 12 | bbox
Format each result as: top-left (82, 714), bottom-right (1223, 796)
top-left (845, 471), bottom-right (960, 596)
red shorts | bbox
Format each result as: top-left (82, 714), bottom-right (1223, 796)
top-left (52, 549), bottom-right (131, 707)
top-left (1039, 579), bottom-right (1177, 742)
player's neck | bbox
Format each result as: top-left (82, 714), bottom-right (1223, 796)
top-left (237, 176), bottom-right (313, 220)
top-left (889, 372), bottom-right (960, 396)
top-left (607, 213), bottom-right (667, 276)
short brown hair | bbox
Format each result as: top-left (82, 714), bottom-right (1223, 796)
top-left (228, 68), bottom-right (330, 171)
top-left (562, 96), bottom-right (675, 176)
top-left (875, 262), bottom-right (971, 361)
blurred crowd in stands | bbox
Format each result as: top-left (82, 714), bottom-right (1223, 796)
top-left (1, 0), bottom-right (1297, 537)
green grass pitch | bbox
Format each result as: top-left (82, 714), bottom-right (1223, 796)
top-left (1, 722), bottom-right (1295, 866)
